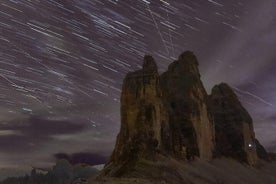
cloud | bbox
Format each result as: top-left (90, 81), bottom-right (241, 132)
top-left (0, 130), bottom-right (22, 136)
top-left (0, 116), bottom-right (89, 153)
top-left (266, 141), bottom-right (276, 153)
top-left (202, 0), bottom-right (276, 90)
top-left (24, 117), bottom-right (88, 136)
top-left (268, 115), bottom-right (276, 122)
top-left (1, 116), bottom-right (89, 136)
top-left (54, 152), bottom-right (108, 165)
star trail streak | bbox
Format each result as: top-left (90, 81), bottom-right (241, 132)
top-left (0, 0), bottom-right (276, 168)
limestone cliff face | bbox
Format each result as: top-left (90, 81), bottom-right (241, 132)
top-left (108, 56), bottom-right (167, 166)
top-left (160, 51), bottom-right (215, 160)
top-left (208, 83), bottom-right (258, 165)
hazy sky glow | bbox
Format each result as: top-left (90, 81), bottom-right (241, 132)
top-left (0, 0), bottom-right (275, 168)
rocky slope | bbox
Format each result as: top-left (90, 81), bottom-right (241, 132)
top-left (91, 157), bottom-right (276, 184)
top-left (96, 51), bottom-right (275, 183)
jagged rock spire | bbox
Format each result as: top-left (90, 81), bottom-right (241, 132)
top-left (105, 56), bottom-right (167, 176)
top-left (208, 83), bottom-right (258, 165)
top-left (143, 55), bottom-right (158, 72)
top-left (160, 51), bottom-right (215, 160)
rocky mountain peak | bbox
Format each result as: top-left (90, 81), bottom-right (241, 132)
top-left (209, 83), bottom-right (258, 165)
top-left (210, 83), bottom-right (253, 124)
top-left (178, 50), bottom-right (198, 65)
top-left (102, 52), bottom-right (268, 177)
top-left (167, 51), bottom-right (200, 77)
top-left (160, 51), bottom-right (215, 161)
top-left (212, 83), bottom-right (244, 104)
top-left (105, 55), bottom-right (165, 174)
top-left (143, 55), bottom-right (158, 72)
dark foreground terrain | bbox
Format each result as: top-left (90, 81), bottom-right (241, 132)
top-left (90, 157), bottom-right (276, 184)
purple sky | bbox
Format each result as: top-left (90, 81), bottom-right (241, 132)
top-left (0, 0), bottom-right (275, 168)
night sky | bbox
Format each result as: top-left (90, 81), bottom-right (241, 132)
top-left (0, 0), bottom-right (275, 168)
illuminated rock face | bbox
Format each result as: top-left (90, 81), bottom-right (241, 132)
top-left (208, 83), bottom-right (258, 165)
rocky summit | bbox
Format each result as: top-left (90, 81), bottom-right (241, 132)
top-left (97, 51), bottom-right (275, 183)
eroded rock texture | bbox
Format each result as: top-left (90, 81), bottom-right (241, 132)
top-left (160, 51), bottom-right (215, 160)
top-left (208, 83), bottom-right (258, 165)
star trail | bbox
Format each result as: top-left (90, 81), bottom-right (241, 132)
top-left (0, 0), bottom-right (275, 168)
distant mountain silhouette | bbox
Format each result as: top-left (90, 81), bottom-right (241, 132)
top-left (1, 159), bottom-right (98, 184)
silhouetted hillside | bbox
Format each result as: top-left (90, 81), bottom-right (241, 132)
top-left (1, 159), bottom-right (98, 184)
